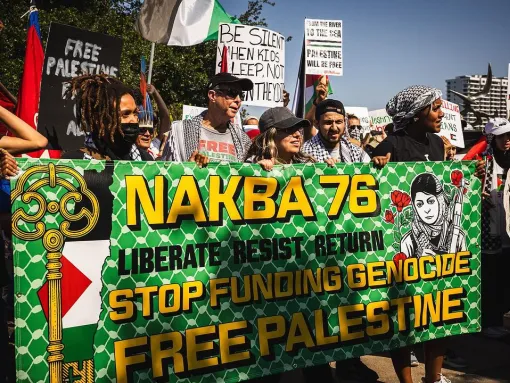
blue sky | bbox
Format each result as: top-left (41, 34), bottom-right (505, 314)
top-left (221, 0), bottom-right (510, 117)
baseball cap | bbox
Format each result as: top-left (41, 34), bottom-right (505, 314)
top-left (315, 99), bottom-right (346, 121)
top-left (485, 118), bottom-right (510, 136)
top-left (208, 73), bottom-right (253, 91)
top-left (259, 107), bottom-right (311, 133)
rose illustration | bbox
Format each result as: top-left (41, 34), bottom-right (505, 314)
top-left (384, 209), bottom-right (395, 224)
top-left (450, 170), bottom-right (463, 187)
top-left (391, 190), bottom-right (411, 212)
top-left (393, 252), bottom-right (407, 267)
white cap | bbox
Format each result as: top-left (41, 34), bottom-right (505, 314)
top-left (485, 118), bottom-right (510, 136)
top-left (243, 115), bottom-right (259, 125)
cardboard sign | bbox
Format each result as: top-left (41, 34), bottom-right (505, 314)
top-left (438, 100), bottom-right (464, 148)
top-left (216, 24), bottom-right (285, 108)
top-left (37, 23), bottom-right (122, 151)
top-left (304, 19), bottom-right (343, 76)
top-left (345, 106), bottom-right (370, 134)
top-left (369, 109), bottom-right (393, 132)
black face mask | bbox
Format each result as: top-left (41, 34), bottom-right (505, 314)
top-left (109, 123), bottom-right (140, 155)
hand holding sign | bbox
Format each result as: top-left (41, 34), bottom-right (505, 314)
top-left (315, 75), bottom-right (329, 105)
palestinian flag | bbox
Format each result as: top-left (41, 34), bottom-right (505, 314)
top-left (136, 0), bottom-right (240, 47)
top-left (36, 167), bottom-right (113, 362)
top-left (37, 240), bottom-right (109, 361)
top-left (304, 75), bottom-right (334, 116)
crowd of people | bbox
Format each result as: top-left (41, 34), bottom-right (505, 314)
top-left (0, 70), bottom-right (509, 383)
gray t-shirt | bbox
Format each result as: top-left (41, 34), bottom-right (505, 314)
top-left (199, 126), bottom-right (237, 162)
top-left (328, 147), bottom-right (340, 159)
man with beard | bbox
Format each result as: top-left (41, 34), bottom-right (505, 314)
top-left (163, 73), bottom-right (253, 163)
top-left (302, 99), bottom-right (376, 382)
top-left (302, 99), bottom-right (371, 164)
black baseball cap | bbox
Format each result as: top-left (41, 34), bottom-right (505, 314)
top-left (208, 73), bottom-right (253, 91)
top-left (259, 107), bottom-right (311, 133)
top-left (315, 99), bottom-right (346, 121)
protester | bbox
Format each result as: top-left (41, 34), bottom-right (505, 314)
top-left (135, 125), bottom-right (155, 160)
top-left (58, 74), bottom-right (151, 161)
top-left (372, 85), bottom-right (450, 383)
top-left (302, 99), bottom-right (371, 164)
top-left (467, 118), bottom-right (510, 339)
top-left (347, 113), bottom-right (363, 146)
top-left (243, 115), bottom-right (260, 140)
top-left (162, 73), bottom-right (252, 163)
top-left (245, 107), bottom-right (313, 168)
top-left (244, 106), bottom-right (335, 383)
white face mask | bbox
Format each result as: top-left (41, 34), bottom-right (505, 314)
top-left (243, 125), bottom-right (259, 131)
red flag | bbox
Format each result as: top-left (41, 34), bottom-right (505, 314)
top-left (0, 83), bottom-right (16, 136)
top-left (220, 45), bottom-right (228, 73)
top-left (16, 9), bottom-right (60, 158)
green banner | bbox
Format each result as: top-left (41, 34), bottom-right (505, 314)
top-left (12, 159), bottom-right (481, 383)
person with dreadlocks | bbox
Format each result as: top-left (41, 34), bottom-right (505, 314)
top-left (60, 74), bottom-right (152, 161)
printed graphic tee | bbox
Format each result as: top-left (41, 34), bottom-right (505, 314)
top-left (199, 126), bottom-right (237, 163)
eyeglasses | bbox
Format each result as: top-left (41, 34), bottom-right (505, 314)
top-left (139, 127), bottom-right (154, 135)
top-left (215, 88), bottom-right (245, 101)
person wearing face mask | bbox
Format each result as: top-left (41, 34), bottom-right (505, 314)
top-left (302, 99), bottom-right (371, 164)
top-left (60, 74), bottom-right (153, 161)
top-left (163, 73), bottom-right (253, 164)
top-left (347, 113), bottom-right (363, 147)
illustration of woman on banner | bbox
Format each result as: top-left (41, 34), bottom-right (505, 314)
top-left (400, 173), bottom-right (466, 258)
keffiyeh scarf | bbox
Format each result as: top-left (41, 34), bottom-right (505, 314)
top-left (302, 134), bottom-right (370, 163)
top-left (386, 86), bottom-right (442, 131)
top-left (166, 111), bottom-right (252, 162)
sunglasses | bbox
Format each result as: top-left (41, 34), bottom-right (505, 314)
top-left (139, 127), bottom-right (154, 135)
top-left (349, 125), bottom-right (363, 130)
top-left (215, 88), bottom-right (245, 101)
top-left (277, 126), bottom-right (304, 136)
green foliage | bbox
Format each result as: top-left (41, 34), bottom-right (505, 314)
top-left (0, 0), bottom-right (276, 120)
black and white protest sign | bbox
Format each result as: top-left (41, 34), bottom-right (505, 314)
top-left (305, 19), bottom-right (343, 76)
top-left (216, 23), bottom-right (285, 108)
top-left (38, 23), bottom-right (122, 151)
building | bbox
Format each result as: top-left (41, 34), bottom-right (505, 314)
top-left (446, 75), bottom-right (508, 126)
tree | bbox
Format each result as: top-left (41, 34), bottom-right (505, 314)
top-left (0, 0), bottom-right (278, 120)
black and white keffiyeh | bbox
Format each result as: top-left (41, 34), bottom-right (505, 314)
top-left (165, 111), bottom-right (252, 162)
top-left (386, 86), bottom-right (442, 131)
top-left (302, 134), bottom-right (370, 163)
